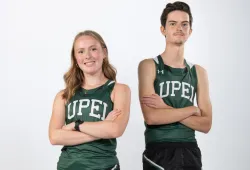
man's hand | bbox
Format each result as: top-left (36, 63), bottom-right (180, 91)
top-left (141, 94), bottom-right (201, 116)
top-left (194, 107), bottom-right (201, 116)
top-left (141, 94), bottom-right (172, 109)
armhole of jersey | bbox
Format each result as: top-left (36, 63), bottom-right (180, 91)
top-left (186, 60), bottom-right (198, 89)
top-left (186, 60), bottom-right (194, 70)
top-left (193, 64), bottom-right (198, 90)
top-left (153, 57), bottom-right (159, 78)
top-left (106, 80), bottom-right (116, 102)
top-left (107, 80), bottom-right (115, 87)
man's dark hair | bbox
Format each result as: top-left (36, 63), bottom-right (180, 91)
top-left (160, 1), bottom-right (193, 28)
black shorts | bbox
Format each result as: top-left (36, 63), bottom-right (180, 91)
top-left (142, 142), bottom-right (202, 170)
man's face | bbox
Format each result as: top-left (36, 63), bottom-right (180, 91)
top-left (161, 10), bottom-right (192, 45)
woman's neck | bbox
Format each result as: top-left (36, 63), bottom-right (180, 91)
top-left (83, 71), bottom-right (107, 89)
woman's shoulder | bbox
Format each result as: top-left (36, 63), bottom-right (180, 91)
top-left (110, 82), bottom-right (130, 101)
top-left (53, 89), bottom-right (67, 105)
top-left (113, 83), bottom-right (130, 93)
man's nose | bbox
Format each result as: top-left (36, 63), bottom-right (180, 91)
top-left (176, 24), bottom-right (183, 31)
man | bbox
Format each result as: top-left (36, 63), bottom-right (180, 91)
top-left (138, 1), bottom-right (212, 170)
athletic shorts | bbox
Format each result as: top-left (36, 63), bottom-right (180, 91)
top-left (142, 142), bottom-right (202, 170)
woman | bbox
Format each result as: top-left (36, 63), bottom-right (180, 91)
top-left (49, 30), bottom-right (131, 170)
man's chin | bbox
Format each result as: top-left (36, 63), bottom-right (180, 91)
top-left (174, 41), bottom-right (185, 46)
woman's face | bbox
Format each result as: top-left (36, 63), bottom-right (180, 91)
top-left (74, 35), bottom-right (106, 75)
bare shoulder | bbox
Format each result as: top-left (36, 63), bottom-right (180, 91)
top-left (54, 90), bottom-right (66, 105)
top-left (138, 58), bottom-right (156, 81)
top-left (55, 90), bottom-right (64, 99)
top-left (110, 83), bottom-right (130, 102)
top-left (113, 83), bottom-right (131, 94)
top-left (195, 64), bottom-right (210, 87)
top-left (138, 58), bottom-right (155, 71)
top-left (195, 64), bottom-right (207, 74)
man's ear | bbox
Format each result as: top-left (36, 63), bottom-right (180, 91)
top-left (189, 28), bottom-right (193, 36)
top-left (160, 26), bottom-right (166, 36)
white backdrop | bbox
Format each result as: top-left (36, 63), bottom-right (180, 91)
top-left (3, 0), bottom-right (250, 169)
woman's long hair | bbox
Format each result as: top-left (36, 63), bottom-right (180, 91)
top-left (62, 30), bottom-right (117, 102)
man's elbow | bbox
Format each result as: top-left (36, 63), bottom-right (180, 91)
top-left (145, 118), bottom-right (156, 125)
top-left (142, 109), bottom-right (164, 125)
top-left (202, 122), bottom-right (212, 134)
top-left (202, 127), bottom-right (211, 134)
top-left (144, 114), bottom-right (162, 125)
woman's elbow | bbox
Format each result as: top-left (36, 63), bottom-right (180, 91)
top-left (49, 131), bottom-right (59, 145)
top-left (112, 130), bottom-right (123, 138)
top-left (49, 136), bottom-right (57, 145)
top-left (110, 124), bottom-right (125, 138)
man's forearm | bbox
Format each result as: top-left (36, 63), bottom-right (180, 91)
top-left (144, 106), bottom-right (197, 125)
top-left (180, 115), bottom-right (211, 133)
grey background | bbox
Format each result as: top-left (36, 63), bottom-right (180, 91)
top-left (3, 0), bottom-right (250, 169)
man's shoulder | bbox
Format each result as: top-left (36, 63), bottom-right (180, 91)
top-left (139, 58), bottom-right (155, 69)
top-left (138, 58), bottom-right (157, 78)
top-left (194, 64), bottom-right (207, 74)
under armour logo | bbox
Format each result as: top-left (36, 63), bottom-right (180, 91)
top-left (157, 70), bottom-right (164, 74)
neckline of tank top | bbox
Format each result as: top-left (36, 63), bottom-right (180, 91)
top-left (164, 64), bottom-right (188, 75)
top-left (80, 80), bottom-right (111, 95)
top-left (158, 55), bottom-right (188, 75)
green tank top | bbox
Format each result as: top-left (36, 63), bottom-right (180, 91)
top-left (57, 80), bottom-right (119, 170)
top-left (144, 55), bottom-right (198, 144)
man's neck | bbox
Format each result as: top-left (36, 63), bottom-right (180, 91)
top-left (161, 43), bottom-right (185, 68)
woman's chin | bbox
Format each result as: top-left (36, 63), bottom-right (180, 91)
top-left (82, 68), bottom-right (100, 75)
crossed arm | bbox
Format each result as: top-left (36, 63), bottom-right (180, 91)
top-left (49, 84), bottom-right (131, 146)
top-left (138, 59), bottom-right (212, 133)
top-left (180, 65), bottom-right (212, 133)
